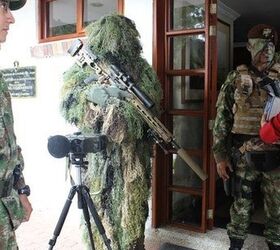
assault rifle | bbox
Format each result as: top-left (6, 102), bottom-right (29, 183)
top-left (67, 39), bottom-right (207, 181)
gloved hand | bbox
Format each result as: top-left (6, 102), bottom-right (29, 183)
top-left (87, 85), bottom-right (109, 106)
top-left (105, 85), bottom-right (131, 99)
top-left (87, 85), bottom-right (131, 106)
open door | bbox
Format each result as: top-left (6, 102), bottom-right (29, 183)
top-left (152, 0), bottom-right (218, 232)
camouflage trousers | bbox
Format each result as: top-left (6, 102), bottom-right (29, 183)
top-left (0, 201), bottom-right (18, 250)
top-left (227, 151), bottom-right (280, 245)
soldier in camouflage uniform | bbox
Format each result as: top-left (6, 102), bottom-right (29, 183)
top-left (61, 14), bottom-right (162, 250)
top-left (0, 1), bottom-right (32, 249)
top-left (213, 24), bottom-right (280, 250)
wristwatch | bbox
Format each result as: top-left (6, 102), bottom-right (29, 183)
top-left (18, 185), bottom-right (30, 196)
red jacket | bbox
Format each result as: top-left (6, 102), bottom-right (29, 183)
top-left (259, 113), bottom-right (280, 143)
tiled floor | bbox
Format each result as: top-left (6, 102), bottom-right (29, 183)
top-left (14, 163), bottom-right (267, 250)
top-left (145, 226), bottom-right (268, 250)
top-left (16, 203), bottom-right (268, 250)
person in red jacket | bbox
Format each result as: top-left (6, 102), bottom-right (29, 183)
top-left (260, 113), bottom-right (280, 143)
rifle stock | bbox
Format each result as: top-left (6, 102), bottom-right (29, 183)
top-left (177, 149), bottom-right (207, 181)
top-left (68, 39), bottom-right (208, 181)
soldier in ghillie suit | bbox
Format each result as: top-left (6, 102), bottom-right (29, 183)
top-left (0, 0), bottom-right (32, 249)
top-left (213, 24), bottom-right (280, 250)
top-left (60, 14), bottom-right (162, 250)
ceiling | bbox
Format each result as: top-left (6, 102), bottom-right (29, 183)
top-left (219, 0), bottom-right (280, 43)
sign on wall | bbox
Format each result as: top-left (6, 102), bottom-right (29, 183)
top-left (0, 66), bottom-right (36, 97)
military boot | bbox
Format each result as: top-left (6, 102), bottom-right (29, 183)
top-left (229, 237), bottom-right (244, 250)
top-left (267, 242), bottom-right (280, 250)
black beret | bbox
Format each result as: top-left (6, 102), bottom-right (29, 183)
top-left (9, 0), bottom-right (26, 11)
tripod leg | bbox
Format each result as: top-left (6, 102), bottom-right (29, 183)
top-left (78, 187), bottom-right (95, 250)
top-left (81, 186), bottom-right (112, 250)
top-left (48, 186), bottom-right (77, 250)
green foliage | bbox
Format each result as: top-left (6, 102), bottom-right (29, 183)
top-left (60, 65), bottom-right (94, 131)
top-left (86, 13), bottom-right (142, 67)
top-left (50, 23), bottom-right (76, 36)
top-left (85, 13), bottom-right (162, 111)
top-left (60, 13), bottom-right (162, 250)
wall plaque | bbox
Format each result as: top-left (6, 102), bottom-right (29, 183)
top-left (1, 66), bottom-right (36, 97)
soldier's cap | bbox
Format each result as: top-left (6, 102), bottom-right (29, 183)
top-left (2, 0), bottom-right (27, 10)
top-left (247, 24), bottom-right (278, 46)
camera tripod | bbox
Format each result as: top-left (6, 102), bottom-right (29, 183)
top-left (48, 153), bottom-right (112, 250)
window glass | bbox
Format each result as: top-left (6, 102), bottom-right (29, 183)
top-left (48, 0), bottom-right (76, 37)
top-left (84, 0), bottom-right (118, 26)
top-left (173, 115), bottom-right (204, 149)
top-left (171, 115), bottom-right (203, 188)
top-left (172, 152), bottom-right (202, 188)
top-left (171, 192), bottom-right (202, 226)
top-left (171, 76), bottom-right (204, 110)
top-left (40, 0), bottom-right (122, 41)
top-left (171, 0), bottom-right (205, 30)
top-left (171, 34), bottom-right (205, 70)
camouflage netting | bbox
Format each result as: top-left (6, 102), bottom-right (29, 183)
top-left (60, 13), bottom-right (162, 250)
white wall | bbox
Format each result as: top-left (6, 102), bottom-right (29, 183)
top-left (0, 0), bottom-right (153, 213)
top-left (125, 0), bottom-right (153, 63)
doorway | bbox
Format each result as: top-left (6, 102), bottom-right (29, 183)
top-left (152, 0), bottom-right (214, 233)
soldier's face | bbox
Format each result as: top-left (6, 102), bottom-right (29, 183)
top-left (248, 38), bottom-right (275, 65)
top-left (0, 0), bottom-right (15, 43)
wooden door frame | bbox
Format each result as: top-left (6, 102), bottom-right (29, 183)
top-left (152, 0), bottom-right (217, 232)
top-left (152, 0), bottom-right (168, 228)
top-left (207, 0), bottom-right (218, 230)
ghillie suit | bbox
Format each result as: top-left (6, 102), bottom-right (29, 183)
top-left (60, 14), bottom-right (162, 250)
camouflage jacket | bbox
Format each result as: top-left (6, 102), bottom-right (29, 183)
top-left (212, 70), bottom-right (237, 163)
top-left (212, 63), bottom-right (280, 163)
top-left (0, 76), bottom-right (25, 190)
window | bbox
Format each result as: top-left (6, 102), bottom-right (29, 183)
top-left (39, 0), bottom-right (124, 43)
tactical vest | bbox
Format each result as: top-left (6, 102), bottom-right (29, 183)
top-left (231, 63), bottom-right (280, 135)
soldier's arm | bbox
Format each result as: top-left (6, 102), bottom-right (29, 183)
top-left (212, 71), bottom-right (237, 164)
top-left (13, 146), bottom-right (26, 190)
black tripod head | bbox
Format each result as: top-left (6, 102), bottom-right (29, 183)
top-left (47, 132), bottom-right (107, 159)
top-left (68, 152), bottom-right (89, 169)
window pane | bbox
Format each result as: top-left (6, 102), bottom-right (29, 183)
top-left (171, 192), bottom-right (202, 226)
top-left (48, 0), bottom-right (76, 37)
top-left (84, 0), bottom-right (118, 26)
top-left (217, 21), bottom-right (231, 90)
top-left (171, 34), bottom-right (205, 70)
top-left (173, 115), bottom-right (204, 150)
top-left (171, 0), bottom-right (205, 30)
top-left (171, 76), bottom-right (204, 110)
top-left (171, 115), bottom-right (203, 188)
top-left (172, 153), bottom-right (202, 188)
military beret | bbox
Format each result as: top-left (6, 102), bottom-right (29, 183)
top-left (9, 0), bottom-right (27, 10)
top-left (247, 24), bottom-right (278, 45)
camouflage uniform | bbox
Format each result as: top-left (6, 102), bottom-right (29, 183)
top-left (213, 63), bottom-right (280, 247)
top-left (0, 76), bottom-right (25, 249)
